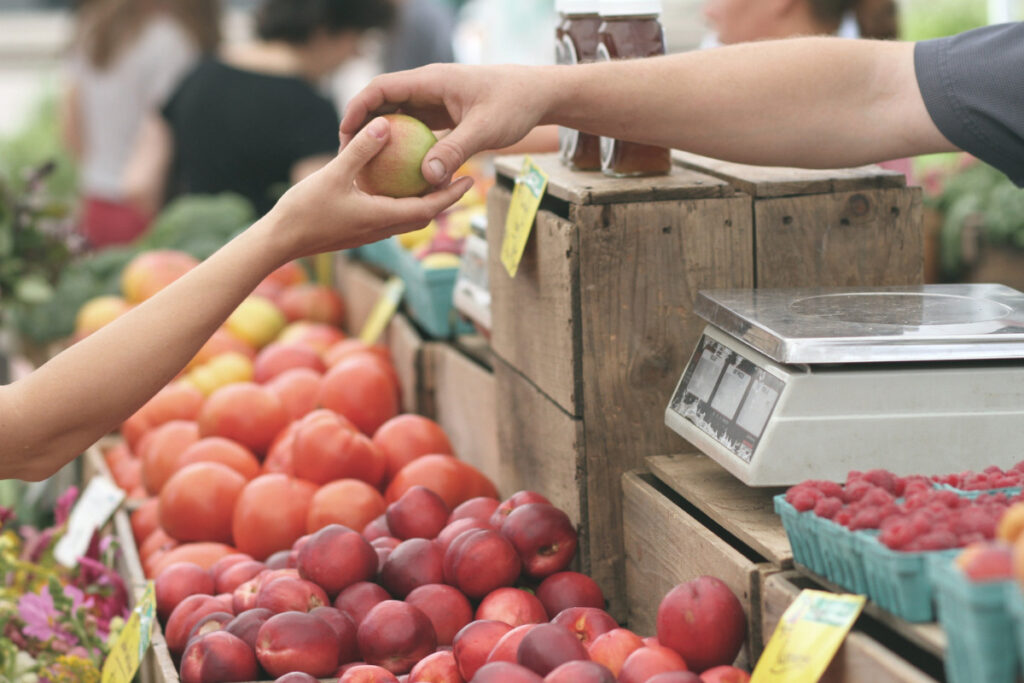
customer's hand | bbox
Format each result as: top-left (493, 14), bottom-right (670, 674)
top-left (267, 116), bottom-right (474, 262)
top-left (341, 64), bottom-right (554, 186)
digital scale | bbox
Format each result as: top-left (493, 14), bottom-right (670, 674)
top-left (665, 284), bottom-right (1024, 486)
top-left (453, 213), bottom-right (491, 335)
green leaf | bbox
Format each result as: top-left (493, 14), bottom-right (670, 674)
top-left (15, 274), bottom-right (54, 304)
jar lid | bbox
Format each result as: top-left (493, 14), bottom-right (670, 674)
top-left (599, 0), bottom-right (662, 16)
top-left (556, 0), bottom-right (599, 13)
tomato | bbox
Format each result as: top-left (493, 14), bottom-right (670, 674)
top-left (159, 462), bottom-right (247, 543)
top-left (292, 410), bottom-right (386, 487)
top-left (372, 414), bottom-right (455, 484)
top-left (263, 423), bottom-right (298, 476)
top-left (151, 542), bottom-right (237, 578)
top-left (307, 479), bottom-right (387, 534)
top-left (232, 474), bottom-right (317, 560)
top-left (176, 437), bottom-right (261, 480)
top-left (385, 455), bottom-right (499, 509)
top-left (252, 342), bottom-right (326, 384)
top-left (140, 528), bottom-right (178, 562)
top-left (323, 339), bottom-right (391, 369)
top-left (131, 498), bottom-right (160, 548)
top-left (139, 420), bottom-right (200, 495)
top-left (318, 355), bottom-right (399, 435)
top-left (265, 367), bottom-right (322, 422)
top-left (197, 382), bottom-right (288, 455)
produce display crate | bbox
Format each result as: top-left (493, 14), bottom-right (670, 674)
top-left (932, 557), bottom-right (1019, 683)
top-left (761, 571), bottom-right (941, 683)
top-left (488, 153), bottom-right (922, 615)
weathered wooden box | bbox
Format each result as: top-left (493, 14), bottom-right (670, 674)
top-left (487, 153), bottom-right (923, 615)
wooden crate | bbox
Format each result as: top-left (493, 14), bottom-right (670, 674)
top-left (423, 341), bottom-right (501, 489)
top-left (487, 152), bottom-right (922, 615)
top-left (622, 470), bottom-right (775, 667)
top-left (761, 571), bottom-right (942, 683)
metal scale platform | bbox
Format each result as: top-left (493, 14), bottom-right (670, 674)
top-left (664, 284), bottom-right (1024, 486)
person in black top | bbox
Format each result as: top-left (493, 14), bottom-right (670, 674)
top-left (125, 0), bottom-right (393, 216)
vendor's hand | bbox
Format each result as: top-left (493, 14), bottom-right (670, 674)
top-left (267, 116), bottom-right (474, 262)
top-left (341, 64), bottom-right (552, 186)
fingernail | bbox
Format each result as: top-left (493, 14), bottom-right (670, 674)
top-left (368, 118), bottom-right (388, 139)
top-left (428, 158), bottom-right (446, 182)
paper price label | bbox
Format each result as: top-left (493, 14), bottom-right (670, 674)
top-left (54, 475), bottom-right (125, 568)
top-left (101, 582), bottom-right (156, 683)
top-left (500, 157), bottom-right (548, 278)
top-left (751, 589), bottom-right (865, 683)
top-left (359, 276), bottom-right (405, 345)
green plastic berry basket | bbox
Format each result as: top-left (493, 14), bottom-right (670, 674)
top-left (774, 495), bottom-right (827, 576)
top-left (352, 236), bottom-right (404, 274)
top-left (932, 557), bottom-right (1019, 683)
top-left (818, 521), bottom-right (870, 595)
top-left (932, 482), bottom-right (1022, 500)
top-left (393, 245), bottom-right (474, 339)
top-left (859, 534), bottom-right (958, 622)
top-left (1009, 585), bottom-right (1024, 679)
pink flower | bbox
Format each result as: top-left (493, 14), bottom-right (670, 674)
top-left (19, 586), bottom-right (74, 645)
top-left (0, 505), bottom-right (13, 527)
top-left (55, 486), bottom-right (78, 526)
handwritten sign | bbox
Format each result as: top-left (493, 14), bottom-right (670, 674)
top-left (101, 582), bottom-right (156, 683)
top-left (500, 157), bottom-right (549, 278)
top-left (359, 276), bottom-right (405, 345)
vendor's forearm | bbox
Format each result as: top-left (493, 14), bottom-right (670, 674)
top-left (542, 38), bottom-right (956, 168)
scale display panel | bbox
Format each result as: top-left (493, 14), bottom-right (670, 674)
top-left (669, 334), bottom-right (785, 463)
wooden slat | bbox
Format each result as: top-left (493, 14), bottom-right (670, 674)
top-left (384, 312), bottom-right (427, 414)
top-left (495, 153), bottom-right (732, 205)
top-left (761, 572), bottom-right (940, 683)
top-left (575, 195), bottom-right (754, 616)
top-left (672, 150), bottom-right (907, 198)
top-left (494, 355), bottom-right (585, 541)
top-left (646, 453), bottom-right (792, 566)
top-left (429, 344), bottom-right (502, 491)
top-left (488, 186), bottom-right (582, 415)
top-left (622, 471), bottom-right (765, 666)
top-left (754, 187), bottom-right (924, 288)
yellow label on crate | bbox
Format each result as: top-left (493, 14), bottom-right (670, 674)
top-left (500, 156), bottom-right (549, 278)
top-left (751, 589), bottom-right (865, 683)
top-left (101, 582), bottom-right (156, 683)
top-left (359, 276), bottom-right (405, 345)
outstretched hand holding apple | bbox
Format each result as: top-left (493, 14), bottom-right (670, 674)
top-left (0, 116), bottom-right (471, 482)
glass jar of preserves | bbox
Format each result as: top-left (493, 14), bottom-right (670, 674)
top-left (556, 0), bottom-right (603, 170)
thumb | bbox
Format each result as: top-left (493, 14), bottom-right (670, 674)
top-left (422, 118), bottom-right (486, 185)
top-left (334, 117), bottom-right (390, 181)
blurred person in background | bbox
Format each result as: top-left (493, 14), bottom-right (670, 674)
top-left (384, 0), bottom-right (456, 73)
top-left (124, 0), bottom-right (393, 218)
top-left (61, 0), bottom-right (220, 247)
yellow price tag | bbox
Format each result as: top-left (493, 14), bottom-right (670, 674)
top-left (500, 156), bottom-right (549, 278)
top-left (102, 581), bottom-right (156, 683)
top-left (359, 276), bottom-right (405, 345)
top-left (751, 589), bottom-right (865, 683)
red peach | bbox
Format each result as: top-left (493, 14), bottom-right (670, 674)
top-left (490, 491), bottom-right (551, 528)
top-left (180, 631), bottom-right (259, 683)
top-left (166, 595), bottom-right (227, 656)
top-left (386, 486), bottom-right (450, 540)
top-left (256, 575), bottom-right (329, 613)
top-left (408, 650), bottom-right (462, 682)
top-left (256, 611), bottom-right (341, 678)
top-left (587, 628), bottom-right (643, 676)
top-left (274, 673), bottom-right (320, 683)
top-left (155, 562), bottom-right (214, 622)
top-left (499, 504), bottom-right (578, 579)
top-left (186, 611), bottom-right (234, 643)
top-left (338, 664), bottom-right (400, 682)
top-left (543, 660), bottom-right (615, 682)
top-left (449, 497), bottom-right (500, 526)
top-left (363, 514), bottom-right (393, 541)
top-left (444, 529), bottom-right (521, 598)
top-left (297, 524), bottom-right (378, 596)
top-left (210, 553), bottom-right (255, 583)
top-left (213, 593), bottom-right (234, 613)
top-left (265, 550), bottom-right (291, 570)
top-left (335, 581), bottom-right (392, 626)
top-left (452, 620), bottom-right (512, 680)
top-left (473, 661), bottom-right (543, 682)
top-left (224, 608), bottom-right (273, 650)
top-left (485, 624), bottom-right (537, 664)
top-left (436, 519), bottom-right (491, 554)
top-left (536, 572), bottom-right (605, 616)
top-left (698, 666), bottom-right (750, 682)
top-left (357, 600), bottom-right (437, 674)
top-left (476, 588), bottom-right (548, 627)
top-left (645, 673), bottom-right (702, 683)
top-left (405, 584), bottom-right (474, 646)
top-left (215, 560), bottom-right (266, 594)
top-left (310, 606), bottom-right (359, 666)
top-left (618, 645), bottom-right (689, 683)
top-left (656, 577), bottom-right (745, 673)
top-left (379, 538), bottom-right (444, 598)
top-left (550, 607), bottom-right (618, 648)
top-left (231, 574), bottom-right (266, 614)
top-left (516, 623), bottom-right (589, 676)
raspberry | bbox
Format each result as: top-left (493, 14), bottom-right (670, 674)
top-left (813, 496), bottom-right (844, 520)
top-left (805, 480), bottom-right (844, 499)
top-left (843, 480), bottom-right (873, 503)
top-left (848, 508), bottom-right (884, 530)
top-left (880, 520), bottom-right (915, 550)
top-left (833, 510), bottom-right (853, 527)
top-left (789, 488), bottom-right (823, 512)
top-left (864, 469), bottom-right (900, 494)
top-left (953, 507), bottom-right (997, 538)
top-left (845, 470), bottom-right (865, 485)
top-left (906, 530), bottom-right (958, 551)
top-left (861, 488), bottom-right (895, 508)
